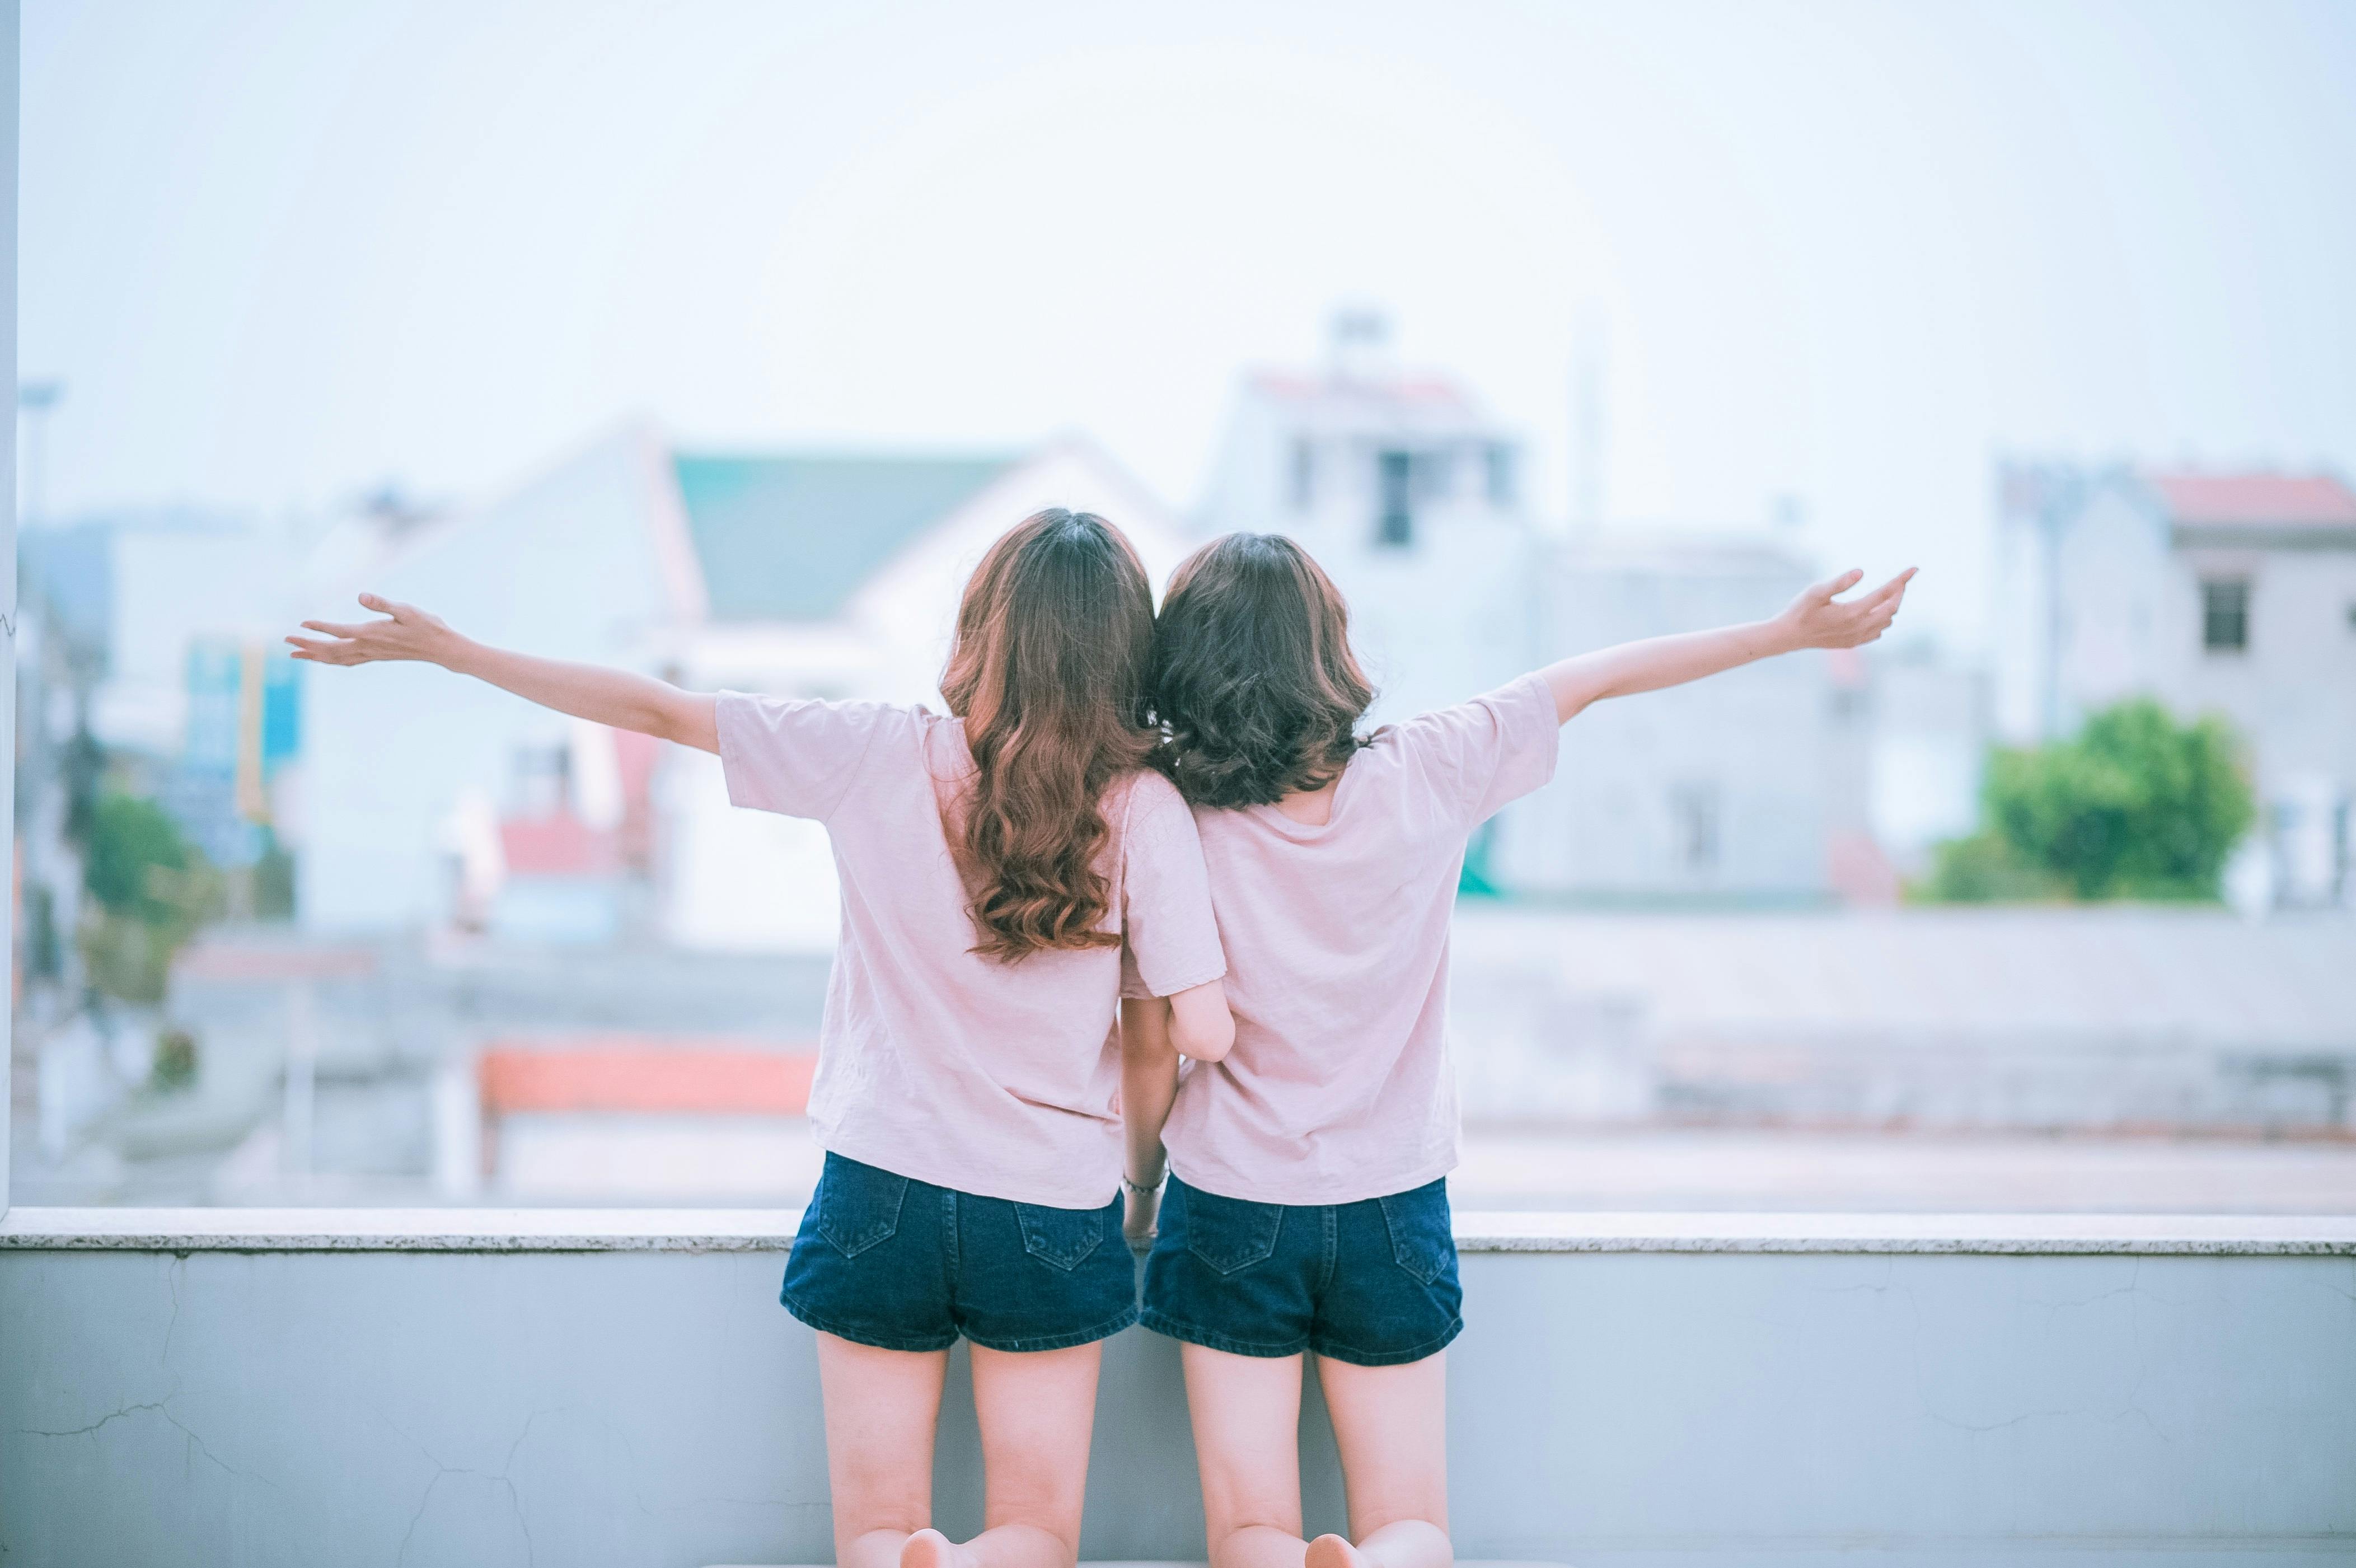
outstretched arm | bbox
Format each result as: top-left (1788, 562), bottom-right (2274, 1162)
top-left (1541, 567), bottom-right (1915, 723)
top-left (288, 594), bottom-right (719, 753)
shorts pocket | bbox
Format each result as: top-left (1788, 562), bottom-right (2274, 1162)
top-left (1376, 1181), bottom-right (1454, 1285)
top-left (1183, 1186), bottom-right (1285, 1276)
top-left (1014, 1202), bottom-right (1107, 1272)
top-left (815, 1157), bottom-right (909, 1259)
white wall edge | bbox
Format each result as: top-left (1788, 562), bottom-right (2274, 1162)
top-left (5, 1206), bottom-right (2354, 1255)
top-left (2, 0), bottom-right (22, 1220)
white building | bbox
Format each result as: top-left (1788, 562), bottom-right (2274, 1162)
top-left (297, 425), bottom-right (1193, 948)
top-left (1195, 310), bottom-right (1537, 724)
top-left (1994, 464), bottom-right (2356, 905)
top-left (20, 506), bottom-right (308, 759)
top-left (1197, 316), bottom-right (1860, 902)
top-left (1496, 531), bottom-right (1849, 903)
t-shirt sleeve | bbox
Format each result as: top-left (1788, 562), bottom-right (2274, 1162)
top-left (1391, 671), bottom-right (1563, 827)
top-left (714, 692), bottom-right (897, 822)
top-left (1117, 773), bottom-right (1228, 1000)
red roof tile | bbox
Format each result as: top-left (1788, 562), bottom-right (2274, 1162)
top-left (478, 1042), bottom-right (818, 1115)
top-left (1248, 369), bottom-right (1477, 410)
top-left (2147, 471), bottom-right (2356, 528)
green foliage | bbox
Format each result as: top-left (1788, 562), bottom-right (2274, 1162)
top-left (79, 793), bottom-right (223, 1003)
top-left (57, 726), bottom-right (107, 851)
top-left (79, 914), bottom-right (184, 1005)
top-left (22, 882), bottom-right (62, 981)
top-left (1919, 831), bottom-right (2063, 903)
top-left (83, 793), bottom-right (193, 923)
top-left (1926, 699), bottom-right (2254, 903)
top-left (252, 836), bottom-right (298, 921)
top-left (150, 1028), bottom-right (199, 1093)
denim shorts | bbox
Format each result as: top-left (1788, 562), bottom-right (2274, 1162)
top-left (781, 1152), bottom-right (1138, 1354)
top-left (1140, 1173), bottom-right (1462, 1367)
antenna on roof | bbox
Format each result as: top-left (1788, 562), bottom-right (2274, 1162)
top-left (1328, 307), bottom-right (1393, 386)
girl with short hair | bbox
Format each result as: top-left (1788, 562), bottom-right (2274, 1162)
top-left (1126, 532), bottom-right (1911, 1568)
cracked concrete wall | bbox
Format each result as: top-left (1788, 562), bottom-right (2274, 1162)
top-left (3, 1247), bottom-right (2354, 1565)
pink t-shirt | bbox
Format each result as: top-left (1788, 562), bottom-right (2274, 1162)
top-left (1162, 673), bottom-right (1561, 1206)
top-left (716, 694), bottom-right (1226, 1209)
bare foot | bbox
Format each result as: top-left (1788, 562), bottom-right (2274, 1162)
top-left (1306, 1534), bottom-right (1367, 1568)
top-left (900, 1528), bottom-right (969, 1568)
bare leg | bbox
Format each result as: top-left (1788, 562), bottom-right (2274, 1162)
top-left (900, 1341), bottom-right (1106, 1568)
top-left (1309, 1351), bottom-right (1451, 1568)
top-left (1181, 1342), bottom-right (1313, 1568)
top-left (816, 1332), bottom-right (952, 1568)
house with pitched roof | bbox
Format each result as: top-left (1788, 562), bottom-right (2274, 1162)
top-left (294, 425), bottom-right (1192, 947)
top-left (1994, 462), bottom-right (2356, 904)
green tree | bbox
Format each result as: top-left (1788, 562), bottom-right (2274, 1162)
top-left (1928, 699), bottom-right (2254, 902)
top-left (83, 793), bottom-right (193, 924)
top-left (79, 793), bottom-right (222, 1003)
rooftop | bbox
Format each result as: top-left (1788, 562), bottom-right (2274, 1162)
top-left (2145, 468), bottom-right (2356, 528)
top-left (671, 452), bottom-right (1017, 623)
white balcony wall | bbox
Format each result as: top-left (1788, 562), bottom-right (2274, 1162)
top-left (4, 1213), bottom-right (2353, 1567)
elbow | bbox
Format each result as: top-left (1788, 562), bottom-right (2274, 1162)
top-left (1172, 1011), bottom-right (1235, 1065)
top-left (1160, 977), bottom-right (1235, 1063)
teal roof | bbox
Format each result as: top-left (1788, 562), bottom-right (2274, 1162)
top-left (672, 453), bottom-right (1018, 622)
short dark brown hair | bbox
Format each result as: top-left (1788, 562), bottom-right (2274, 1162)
top-left (1147, 533), bottom-right (1374, 807)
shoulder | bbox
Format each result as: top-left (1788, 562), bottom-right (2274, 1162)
top-left (1112, 766), bottom-right (1189, 826)
top-left (1389, 674), bottom-right (1554, 753)
top-left (715, 693), bottom-right (929, 764)
top-left (1112, 767), bottom-right (1207, 847)
top-left (718, 692), bottom-right (920, 724)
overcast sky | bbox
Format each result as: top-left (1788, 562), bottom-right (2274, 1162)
top-left (22, 0), bottom-right (2356, 648)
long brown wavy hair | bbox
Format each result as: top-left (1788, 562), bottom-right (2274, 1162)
top-left (939, 508), bottom-right (1158, 960)
top-left (1147, 532), bottom-right (1375, 807)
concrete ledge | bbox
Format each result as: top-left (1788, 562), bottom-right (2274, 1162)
top-left (8, 1221), bottom-right (2353, 1565)
top-left (4, 1205), bottom-right (2354, 1255)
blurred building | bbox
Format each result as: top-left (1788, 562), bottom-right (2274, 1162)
top-left (1195, 307), bottom-right (1535, 724)
top-left (1198, 313), bottom-right (1914, 903)
top-left (297, 425), bottom-right (1195, 948)
top-left (15, 508), bottom-right (307, 975)
top-left (1994, 464), bottom-right (2356, 905)
top-left (1500, 530), bottom-right (1850, 903)
top-left (1449, 902), bottom-right (2356, 1134)
top-left (17, 507), bottom-right (302, 757)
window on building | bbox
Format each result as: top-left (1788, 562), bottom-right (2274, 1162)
top-left (1289, 437), bottom-right (1315, 512)
top-left (1376, 449), bottom-right (1413, 546)
top-left (1485, 443), bottom-right (1516, 508)
top-left (2202, 578), bottom-right (2249, 653)
top-left (1416, 447), bottom-right (1453, 500)
top-left (1669, 783), bottom-right (1721, 874)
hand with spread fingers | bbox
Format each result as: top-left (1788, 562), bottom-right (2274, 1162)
top-left (286, 594), bottom-right (460, 667)
top-left (1539, 563), bottom-right (1921, 720)
top-left (286, 592), bottom-right (719, 751)
top-left (1773, 567), bottom-right (1918, 652)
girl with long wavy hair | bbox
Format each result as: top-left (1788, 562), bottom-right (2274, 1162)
top-left (292, 508), bottom-right (1234, 1568)
top-left (1125, 531), bottom-right (1912, 1568)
